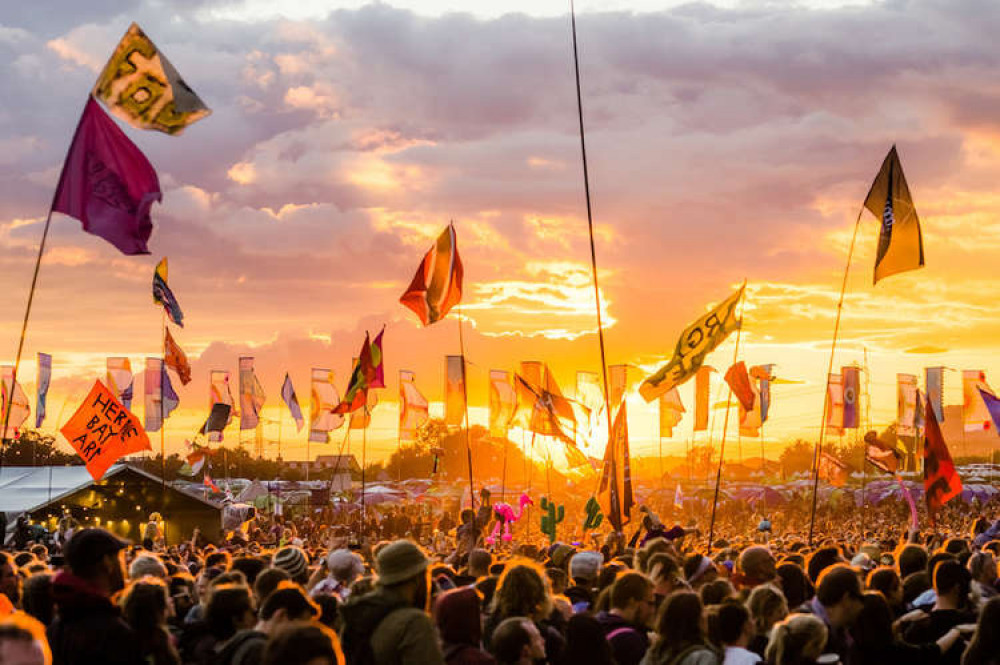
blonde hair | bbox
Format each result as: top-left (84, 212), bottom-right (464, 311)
top-left (765, 613), bottom-right (826, 665)
top-left (747, 583), bottom-right (788, 633)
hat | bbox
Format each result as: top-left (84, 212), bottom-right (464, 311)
top-left (65, 528), bottom-right (128, 576)
top-left (376, 540), bottom-right (429, 586)
top-left (549, 543), bottom-right (575, 569)
top-left (272, 546), bottom-right (309, 582)
top-left (568, 550), bottom-right (603, 582)
top-left (851, 553), bottom-right (875, 573)
top-left (327, 549), bottom-right (364, 582)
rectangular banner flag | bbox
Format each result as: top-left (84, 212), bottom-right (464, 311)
top-left (281, 373), bottom-right (305, 432)
top-left (200, 403), bottom-right (232, 440)
top-left (444, 355), bottom-right (466, 427)
top-left (106, 358), bottom-right (133, 409)
top-left (694, 366), bottom-right (713, 432)
top-left (92, 23), bottom-right (211, 135)
top-left (144, 358), bottom-right (178, 433)
top-left (640, 285), bottom-right (743, 402)
top-left (399, 370), bottom-right (429, 441)
top-left (864, 145), bottom-right (924, 284)
top-left (239, 357), bottom-right (266, 430)
top-left (825, 374), bottom-right (844, 435)
top-left (164, 328), bottom-right (191, 384)
top-left (897, 374), bottom-right (918, 437)
top-left (926, 367), bottom-right (945, 424)
top-left (400, 223), bottom-right (463, 326)
top-left (818, 452), bottom-right (850, 488)
top-left (752, 364), bottom-right (775, 423)
top-left (208, 370), bottom-right (234, 442)
top-left (310, 369), bottom-right (344, 443)
top-left (977, 387), bottom-right (1000, 432)
top-left (0, 366), bottom-right (30, 440)
top-left (609, 364), bottom-right (628, 408)
top-left (739, 377), bottom-right (762, 438)
top-left (724, 361), bottom-right (755, 412)
top-left (62, 380), bottom-right (151, 480)
top-left (842, 366), bottom-right (860, 429)
top-left (488, 370), bottom-right (516, 438)
top-left (963, 370), bottom-right (992, 432)
top-left (576, 370), bottom-right (604, 443)
top-left (51, 98), bottom-right (161, 255)
top-left (598, 402), bottom-right (634, 531)
top-left (36, 353), bottom-right (51, 428)
top-left (924, 394), bottom-right (962, 514)
top-left (659, 388), bottom-right (685, 438)
top-left (152, 258), bottom-right (184, 327)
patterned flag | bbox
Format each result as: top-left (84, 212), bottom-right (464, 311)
top-left (694, 366), bottom-right (713, 432)
top-left (925, 367), bottom-right (945, 424)
top-left (333, 333), bottom-right (375, 415)
top-left (963, 370), bottom-right (992, 432)
top-left (842, 366), bottom-right (861, 429)
top-left (598, 402), bottom-right (634, 531)
top-left (144, 358), bottom-right (178, 432)
top-left (864, 146), bottom-right (924, 284)
top-left (310, 369), bottom-right (344, 443)
top-left (488, 370), bottom-right (516, 438)
top-left (659, 388), bottom-right (685, 438)
top-left (897, 374), bottom-right (918, 437)
top-left (152, 258), bottom-right (184, 327)
top-left (36, 353), bottom-right (52, 428)
top-left (51, 98), bottom-right (161, 255)
top-left (0, 366), bottom-right (30, 439)
top-left (399, 370), bottom-right (429, 441)
top-left (204, 472), bottom-right (221, 494)
top-left (640, 285), bottom-right (743, 401)
top-left (208, 370), bottom-right (234, 442)
top-left (106, 358), bottom-right (134, 410)
top-left (977, 387), bottom-right (1000, 432)
top-left (825, 374), bottom-right (844, 435)
top-left (924, 395), bottom-right (962, 514)
top-left (444, 355), bottom-right (466, 427)
top-left (724, 362), bottom-right (755, 412)
top-left (280, 373), bottom-right (305, 432)
top-left (92, 23), bottom-right (211, 135)
top-left (239, 357), bottom-right (266, 430)
top-left (164, 328), bottom-right (191, 384)
top-left (400, 223), bottom-right (463, 326)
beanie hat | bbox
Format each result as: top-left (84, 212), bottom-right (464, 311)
top-left (569, 550), bottom-right (603, 582)
top-left (272, 546), bottom-right (309, 582)
top-left (376, 540), bottom-right (429, 586)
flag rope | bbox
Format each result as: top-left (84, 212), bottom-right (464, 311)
top-left (457, 306), bottom-right (476, 510)
top-left (807, 205), bottom-right (866, 544)
top-left (161, 309), bottom-right (167, 515)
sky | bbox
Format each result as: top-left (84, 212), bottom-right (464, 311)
top-left (2, 0), bottom-right (1000, 467)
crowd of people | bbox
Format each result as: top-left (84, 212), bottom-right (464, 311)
top-left (2, 493), bottom-right (1000, 665)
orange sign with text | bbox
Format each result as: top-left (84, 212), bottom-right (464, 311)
top-left (61, 380), bottom-right (151, 480)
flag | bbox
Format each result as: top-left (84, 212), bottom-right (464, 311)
top-left (694, 366), bottom-right (713, 432)
top-left (825, 374), bottom-right (844, 435)
top-left (444, 355), bottom-right (466, 427)
top-left (36, 353), bottom-right (51, 428)
top-left (924, 394), bottom-right (962, 514)
top-left (61, 380), bottom-right (150, 480)
top-left (152, 258), bottom-right (184, 327)
top-left (199, 403), bottom-right (232, 439)
top-left (106, 357), bottom-right (133, 409)
top-left (598, 401), bottom-right (634, 531)
top-left (866, 443), bottom-right (900, 475)
top-left (281, 373), bottom-right (305, 432)
top-left (514, 365), bottom-right (584, 443)
top-left (639, 285), bottom-right (743, 401)
top-left (842, 366), bottom-right (860, 429)
top-left (575, 370), bottom-right (604, 441)
top-left (609, 364), bottom-right (629, 408)
top-left (724, 361), bottom-right (755, 412)
top-left (864, 146), bottom-right (924, 284)
top-left (238, 357), bottom-right (266, 430)
top-left (51, 97), bottom-right (161, 255)
top-left (897, 374), bottom-right (918, 437)
top-left (659, 388), bottom-right (685, 438)
top-left (926, 367), bottom-right (945, 424)
top-left (399, 370), bottom-right (429, 441)
top-left (144, 358), bottom-right (178, 432)
top-left (311, 368), bottom-right (344, 443)
top-left (350, 390), bottom-right (378, 430)
top-left (186, 447), bottom-right (210, 475)
top-left (333, 333), bottom-right (375, 415)
top-left (752, 364), bottom-right (776, 423)
top-left (204, 472), bottom-right (221, 494)
top-left (370, 328), bottom-right (385, 389)
top-left (818, 452), bottom-right (850, 488)
top-left (673, 482), bottom-right (684, 510)
top-left (164, 328), bottom-right (191, 384)
top-left (978, 387), bottom-right (1000, 432)
top-left (963, 370), bottom-right (993, 432)
top-left (0, 367), bottom-right (30, 439)
top-left (739, 377), bottom-right (763, 438)
top-left (400, 223), bottom-right (463, 326)
top-left (92, 23), bottom-right (211, 135)
top-left (208, 370), bottom-right (234, 442)
top-left (489, 370), bottom-right (517, 438)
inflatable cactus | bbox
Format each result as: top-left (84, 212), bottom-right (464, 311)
top-left (583, 496), bottom-right (603, 531)
top-left (540, 496), bottom-right (565, 543)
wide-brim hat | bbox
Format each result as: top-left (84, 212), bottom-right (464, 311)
top-left (377, 540), bottom-right (429, 586)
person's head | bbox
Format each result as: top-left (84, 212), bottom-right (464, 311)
top-left (902, 570), bottom-right (931, 605)
top-left (896, 543), bottom-right (928, 579)
top-left (254, 567), bottom-right (291, 605)
top-left (653, 591), bottom-right (706, 653)
top-left (568, 551), bottom-right (603, 587)
top-left (492, 562), bottom-right (552, 623)
top-left (684, 554), bottom-right (718, 589)
top-left (460, 509), bottom-right (475, 525)
top-left (21, 574), bottom-right (53, 626)
top-left (375, 540), bottom-right (431, 611)
top-left (765, 613), bottom-right (827, 665)
top-left (647, 552), bottom-right (684, 599)
top-left (272, 547), bottom-right (310, 586)
top-left (28, 545), bottom-right (47, 564)
top-left (259, 582), bottom-right (319, 633)
top-left (968, 551), bottom-right (997, 586)
top-left (609, 572), bottom-right (656, 627)
top-left (205, 583), bottom-right (256, 640)
top-left (205, 551), bottom-right (232, 571)
top-left (738, 546), bottom-right (776, 587)
top-left (941, 537), bottom-right (969, 559)
top-left (933, 559), bottom-right (971, 609)
top-left (434, 586), bottom-right (483, 647)
top-left (326, 549), bottom-right (364, 585)
top-left (231, 557), bottom-right (267, 586)
top-left (711, 600), bottom-right (752, 648)
top-left (468, 549), bottom-right (492, 579)
top-left (866, 567), bottom-right (902, 607)
top-left (128, 554), bottom-right (168, 580)
top-left (490, 617), bottom-right (544, 665)
top-left (561, 613), bottom-right (614, 665)
top-left (747, 583), bottom-right (788, 635)
top-left (169, 573), bottom-right (196, 618)
top-left (121, 577), bottom-right (171, 636)
top-left (0, 613), bottom-right (50, 665)
top-left (964, 595), bottom-right (1000, 664)
top-left (806, 546), bottom-right (845, 583)
top-left (700, 578), bottom-right (736, 607)
top-left (815, 564), bottom-right (864, 629)
top-left (63, 528), bottom-right (127, 595)
top-left (261, 621), bottom-right (344, 665)
top-left (850, 592), bottom-right (894, 652)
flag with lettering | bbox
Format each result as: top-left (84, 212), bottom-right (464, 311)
top-left (864, 146), bottom-right (924, 284)
top-left (106, 357), bottom-right (133, 409)
top-left (62, 380), bottom-right (151, 480)
top-left (280, 373), bottom-right (304, 432)
top-left (164, 328), bottom-right (191, 384)
top-left (51, 98), bottom-right (161, 255)
top-left (924, 394), bottom-right (962, 514)
top-left (36, 353), bottom-right (52, 428)
top-left (400, 223), bottom-right (463, 326)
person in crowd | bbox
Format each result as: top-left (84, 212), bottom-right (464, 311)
top-left (711, 600), bottom-right (760, 665)
top-left (22, 573), bottom-right (54, 626)
top-left (962, 595), bottom-right (1000, 665)
top-left (641, 591), bottom-right (718, 665)
top-left (798, 563), bottom-right (863, 663)
top-left (129, 553), bottom-right (168, 580)
top-left (434, 586), bottom-right (495, 665)
top-left (746, 584), bottom-right (787, 658)
top-left (218, 581), bottom-right (319, 665)
top-left (775, 563), bottom-right (814, 609)
top-left (595, 572), bottom-right (655, 665)
top-left (968, 552), bottom-right (998, 603)
top-left (850, 591), bottom-right (971, 665)
top-left (184, 583), bottom-right (256, 665)
top-left (866, 567), bottom-right (905, 617)
top-left (490, 617), bottom-right (546, 665)
top-left (566, 551), bottom-right (603, 613)
top-left (120, 577), bottom-right (181, 665)
top-left (558, 613), bottom-right (614, 665)
top-left (0, 613), bottom-right (50, 665)
top-left (0, 552), bottom-right (23, 609)
top-left (734, 547), bottom-right (776, 591)
top-left (484, 561), bottom-right (564, 663)
top-left (271, 546), bottom-right (310, 587)
top-left (765, 614), bottom-right (827, 665)
top-left (902, 559), bottom-right (977, 665)
top-left (261, 622), bottom-right (344, 665)
top-left (311, 549), bottom-right (364, 602)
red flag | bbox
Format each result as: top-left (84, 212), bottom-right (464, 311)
top-left (204, 472), bottom-right (220, 494)
top-left (369, 328), bottom-right (385, 389)
top-left (724, 361), bottom-right (755, 412)
top-left (400, 224), bottom-right (463, 325)
top-left (164, 328), bottom-right (192, 385)
top-left (924, 395), bottom-right (962, 514)
top-left (51, 98), bottom-right (162, 255)
top-left (333, 333), bottom-right (375, 414)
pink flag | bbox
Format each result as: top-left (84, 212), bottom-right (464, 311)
top-left (51, 97), bottom-right (162, 255)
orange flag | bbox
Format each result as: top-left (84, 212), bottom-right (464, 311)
top-left (61, 380), bottom-right (151, 480)
top-left (164, 328), bottom-right (192, 385)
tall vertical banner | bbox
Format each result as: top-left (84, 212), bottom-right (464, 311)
top-left (444, 355), bottom-right (466, 427)
top-left (825, 374), bottom-right (844, 435)
top-left (280, 373), bottom-right (305, 432)
top-left (963, 370), bottom-right (992, 432)
top-left (598, 402), bottom-right (634, 531)
top-left (399, 370), bottom-right (429, 441)
top-left (310, 369), bottom-right (343, 443)
top-left (924, 395), bottom-right (962, 515)
top-left (575, 370), bottom-right (603, 441)
top-left (925, 367), bottom-right (945, 424)
top-left (608, 364), bottom-right (628, 408)
top-left (488, 370), bottom-right (517, 438)
top-left (842, 366), bottom-right (860, 429)
top-left (36, 353), bottom-right (52, 428)
top-left (0, 366), bottom-right (30, 439)
top-left (897, 374), bottom-right (918, 438)
top-left (106, 357), bottom-right (133, 409)
top-left (694, 366), bottom-right (713, 432)
top-left (238, 357), bottom-right (266, 430)
top-left (754, 364), bottom-right (776, 424)
top-left (144, 358), bottom-right (178, 433)
top-left (659, 388), bottom-right (685, 438)
top-left (208, 370), bottom-right (234, 442)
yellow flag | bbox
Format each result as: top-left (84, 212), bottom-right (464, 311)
top-left (93, 23), bottom-right (211, 135)
top-left (864, 146), bottom-right (924, 284)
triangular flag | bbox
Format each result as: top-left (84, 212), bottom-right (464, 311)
top-left (864, 146), bottom-right (924, 284)
top-left (400, 223), bottom-right (463, 326)
top-left (153, 258), bottom-right (184, 327)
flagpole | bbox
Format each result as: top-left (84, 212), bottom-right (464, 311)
top-left (361, 406), bottom-right (368, 523)
top-left (456, 308), bottom-right (476, 510)
top-left (276, 407), bottom-right (283, 462)
top-left (707, 282), bottom-right (747, 553)
top-left (807, 205), bottom-right (865, 545)
top-left (160, 311), bottom-right (167, 512)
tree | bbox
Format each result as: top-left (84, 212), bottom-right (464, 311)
top-left (1, 429), bottom-right (81, 466)
top-left (779, 439), bottom-right (815, 475)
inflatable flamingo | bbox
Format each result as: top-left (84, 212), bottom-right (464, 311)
top-left (486, 493), bottom-right (533, 544)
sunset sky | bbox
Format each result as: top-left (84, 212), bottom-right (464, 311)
top-left (2, 0), bottom-right (1000, 466)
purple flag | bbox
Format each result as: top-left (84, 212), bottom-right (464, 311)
top-left (51, 97), bottom-right (162, 255)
